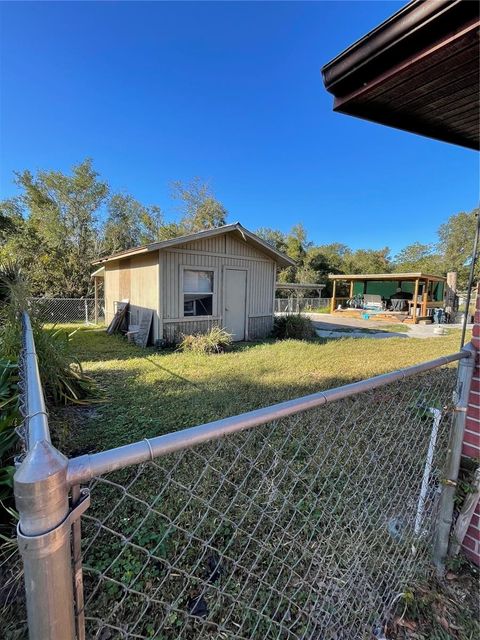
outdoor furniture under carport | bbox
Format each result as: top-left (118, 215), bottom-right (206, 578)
top-left (328, 272), bottom-right (446, 323)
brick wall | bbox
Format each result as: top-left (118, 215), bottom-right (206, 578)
top-left (461, 283), bottom-right (480, 564)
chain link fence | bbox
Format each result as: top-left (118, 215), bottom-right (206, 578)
top-left (29, 297), bottom-right (105, 324)
top-left (275, 298), bottom-right (330, 314)
top-left (13, 311), bottom-right (475, 640)
top-left (80, 366), bottom-right (455, 639)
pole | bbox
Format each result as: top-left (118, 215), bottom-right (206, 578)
top-left (84, 298), bottom-right (89, 325)
top-left (330, 279), bottom-right (336, 313)
top-left (460, 211), bottom-right (480, 348)
top-left (433, 342), bottom-right (476, 574)
top-left (15, 440), bottom-right (76, 640)
top-left (94, 278), bottom-right (99, 325)
top-left (421, 280), bottom-right (428, 318)
top-left (412, 278), bottom-right (419, 324)
top-left (15, 312), bottom-right (77, 640)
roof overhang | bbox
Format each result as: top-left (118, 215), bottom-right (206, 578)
top-left (276, 282), bottom-right (325, 290)
top-left (329, 272), bottom-right (446, 283)
top-left (322, 0), bottom-right (479, 150)
top-left (92, 223), bottom-right (295, 268)
top-left (91, 266), bottom-right (105, 278)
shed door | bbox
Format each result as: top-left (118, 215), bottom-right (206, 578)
top-left (224, 269), bottom-right (247, 341)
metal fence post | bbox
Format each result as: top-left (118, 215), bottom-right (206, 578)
top-left (14, 442), bottom-right (76, 640)
top-left (14, 312), bottom-right (78, 640)
top-left (433, 341), bottom-right (476, 574)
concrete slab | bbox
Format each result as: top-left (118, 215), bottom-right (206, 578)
top-left (305, 313), bottom-right (473, 340)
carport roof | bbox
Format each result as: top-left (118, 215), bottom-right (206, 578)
top-left (329, 272), bottom-right (446, 282)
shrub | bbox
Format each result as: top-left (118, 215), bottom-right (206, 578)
top-left (272, 314), bottom-right (316, 340)
top-left (0, 359), bottom-right (19, 504)
top-left (178, 326), bottom-right (232, 354)
top-left (0, 261), bottom-right (97, 404)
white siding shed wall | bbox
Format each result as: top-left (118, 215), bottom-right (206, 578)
top-left (160, 233), bottom-right (276, 342)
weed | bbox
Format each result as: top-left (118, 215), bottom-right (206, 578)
top-left (272, 314), bottom-right (316, 340)
top-left (178, 327), bottom-right (233, 354)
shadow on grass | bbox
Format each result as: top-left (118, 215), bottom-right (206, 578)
top-left (58, 364), bottom-right (355, 457)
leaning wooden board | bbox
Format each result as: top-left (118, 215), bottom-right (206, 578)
top-left (134, 309), bottom-right (153, 347)
top-left (107, 301), bottom-right (129, 335)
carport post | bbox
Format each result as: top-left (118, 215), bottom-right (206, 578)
top-left (330, 279), bottom-right (336, 313)
top-left (94, 277), bottom-right (99, 324)
top-left (412, 278), bottom-right (420, 323)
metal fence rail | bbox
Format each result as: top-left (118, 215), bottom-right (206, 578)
top-left (77, 363), bottom-right (463, 639)
top-left (13, 311), bottom-right (476, 640)
top-left (29, 297), bottom-right (105, 324)
top-left (275, 298), bottom-right (330, 314)
top-left (14, 313), bottom-right (77, 639)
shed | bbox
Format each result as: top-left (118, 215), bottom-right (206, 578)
top-left (92, 223), bottom-right (294, 344)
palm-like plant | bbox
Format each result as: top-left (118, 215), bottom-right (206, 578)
top-left (0, 260), bottom-right (97, 404)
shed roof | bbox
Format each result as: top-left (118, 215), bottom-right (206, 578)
top-left (329, 272), bottom-right (446, 282)
top-left (92, 222), bottom-right (295, 268)
top-left (322, 0), bottom-right (479, 150)
top-left (91, 266), bottom-right (105, 278)
top-left (276, 283), bottom-right (325, 291)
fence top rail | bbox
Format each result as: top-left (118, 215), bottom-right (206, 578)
top-left (21, 312), bottom-right (51, 449)
top-left (66, 346), bottom-right (474, 487)
top-left (29, 297), bottom-right (101, 301)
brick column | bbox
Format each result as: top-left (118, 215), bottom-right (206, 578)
top-left (461, 283), bottom-right (480, 564)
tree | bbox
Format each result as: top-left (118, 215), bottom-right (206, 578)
top-left (437, 208), bottom-right (479, 288)
top-left (171, 178), bottom-right (227, 233)
top-left (10, 159), bottom-right (109, 296)
top-left (255, 227), bottom-right (288, 254)
top-left (302, 243), bottom-right (350, 295)
top-left (0, 198), bottom-right (24, 246)
top-left (393, 242), bottom-right (443, 274)
top-left (284, 223), bottom-right (310, 264)
top-left (341, 247), bottom-right (391, 274)
top-left (306, 243), bottom-right (349, 275)
top-left (102, 193), bottom-right (164, 254)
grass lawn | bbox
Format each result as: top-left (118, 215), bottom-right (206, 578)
top-left (42, 325), bottom-right (478, 640)
top-left (0, 324), bottom-right (473, 638)
top-left (56, 324), bottom-right (466, 455)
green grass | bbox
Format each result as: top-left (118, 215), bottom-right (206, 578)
top-left (375, 323), bottom-right (410, 333)
top-left (304, 305), bottom-right (331, 313)
top-left (42, 325), bottom-right (476, 640)
top-left (54, 324), bottom-right (466, 455)
top-left (316, 323), bottom-right (411, 335)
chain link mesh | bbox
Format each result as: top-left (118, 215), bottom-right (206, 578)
top-left (16, 314), bottom-right (30, 452)
top-left (79, 365), bottom-right (456, 639)
top-left (274, 298), bottom-right (331, 313)
top-left (29, 298), bottom-right (104, 324)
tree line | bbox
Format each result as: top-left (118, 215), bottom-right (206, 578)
top-left (0, 159), bottom-right (477, 297)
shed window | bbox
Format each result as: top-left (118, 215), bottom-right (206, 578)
top-left (183, 270), bottom-right (214, 316)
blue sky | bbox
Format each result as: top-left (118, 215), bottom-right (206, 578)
top-left (0, 1), bottom-right (478, 255)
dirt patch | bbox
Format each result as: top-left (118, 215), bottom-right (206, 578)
top-left (389, 563), bottom-right (479, 639)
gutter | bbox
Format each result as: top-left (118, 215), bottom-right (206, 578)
top-left (321, 0), bottom-right (472, 97)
